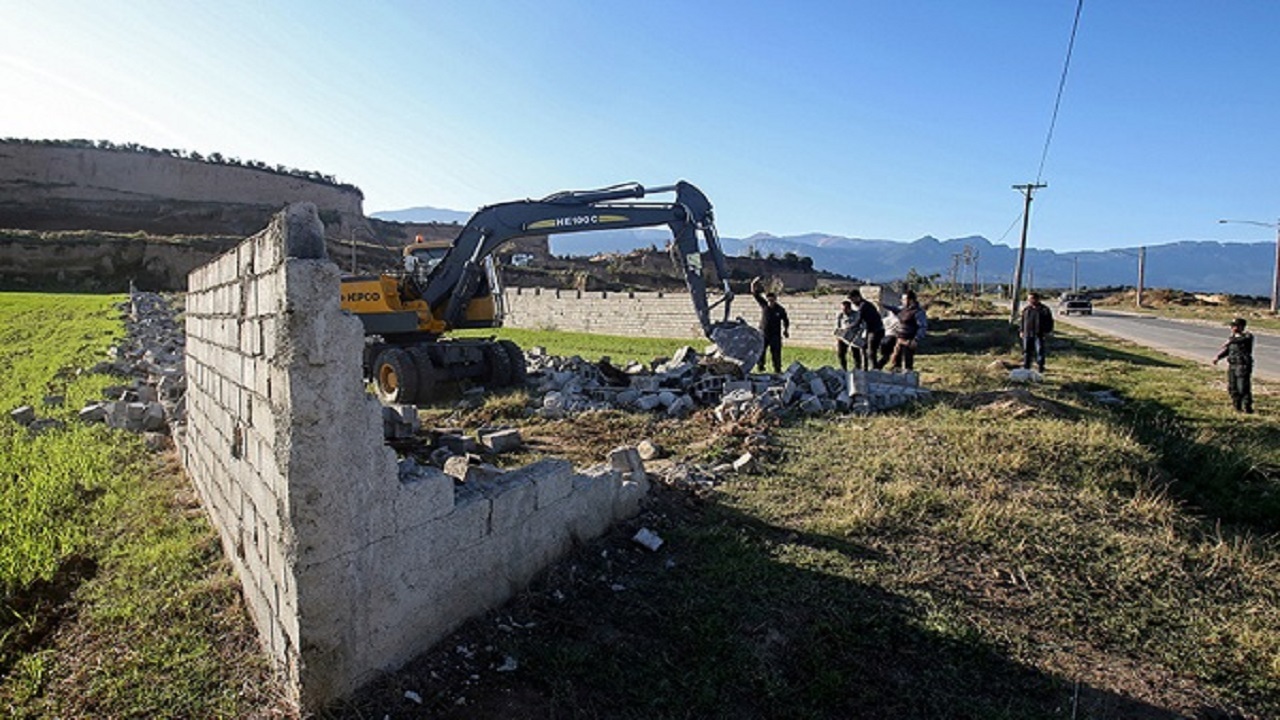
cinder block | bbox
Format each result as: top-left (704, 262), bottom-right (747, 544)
top-left (394, 464), bottom-right (456, 530)
top-left (484, 472), bottom-right (538, 536)
top-left (513, 458), bottom-right (575, 509)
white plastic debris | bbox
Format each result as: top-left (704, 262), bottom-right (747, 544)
top-left (632, 527), bottom-right (665, 551)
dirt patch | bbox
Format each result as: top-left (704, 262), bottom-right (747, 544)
top-left (952, 387), bottom-right (1079, 419)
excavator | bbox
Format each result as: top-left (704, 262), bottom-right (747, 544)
top-left (340, 181), bottom-right (764, 404)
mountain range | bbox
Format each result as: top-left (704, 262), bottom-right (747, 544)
top-left (371, 207), bottom-right (1276, 297)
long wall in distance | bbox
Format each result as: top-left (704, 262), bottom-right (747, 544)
top-left (500, 285), bottom-right (883, 351)
top-left (181, 204), bottom-right (648, 711)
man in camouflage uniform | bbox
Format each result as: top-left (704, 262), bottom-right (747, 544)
top-left (1213, 317), bottom-right (1254, 413)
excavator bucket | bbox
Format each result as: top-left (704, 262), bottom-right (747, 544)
top-left (709, 320), bottom-right (765, 372)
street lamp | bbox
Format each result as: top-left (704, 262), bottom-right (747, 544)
top-left (1218, 218), bottom-right (1280, 313)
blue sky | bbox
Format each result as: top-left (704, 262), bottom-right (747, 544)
top-left (2, 0), bottom-right (1277, 251)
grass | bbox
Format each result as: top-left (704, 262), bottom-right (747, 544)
top-left (6, 294), bottom-right (1279, 718)
top-left (0, 293), bottom-right (283, 718)
top-left (347, 313), bottom-right (1280, 718)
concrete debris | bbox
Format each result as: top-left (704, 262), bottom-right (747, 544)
top-left (636, 439), bottom-right (665, 461)
top-left (42, 395), bottom-right (64, 407)
top-left (632, 527), bottom-right (664, 552)
top-left (522, 346), bottom-right (930, 423)
top-left (63, 290), bottom-right (189, 447)
top-left (443, 454), bottom-right (504, 484)
top-left (479, 428), bottom-right (523, 453)
top-left (382, 404), bottom-right (420, 440)
top-left (608, 446), bottom-right (646, 483)
top-left (731, 452), bottom-right (755, 473)
top-left (10, 405), bottom-right (35, 426)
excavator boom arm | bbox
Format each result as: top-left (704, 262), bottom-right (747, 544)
top-left (422, 181), bottom-right (734, 336)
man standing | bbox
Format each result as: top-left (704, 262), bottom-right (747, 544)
top-left (1019, 292), bottom-right (1054, 373)
top-left (849, 290), bottom-right (884, 371)
top-left (884, 290), bottom-right (923, 372)
top-left (1213, 317), bottom-right (1254, 413)
top-left (751, 277), bottom-right (789, 373)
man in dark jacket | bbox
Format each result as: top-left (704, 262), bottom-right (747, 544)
top-left (1019, 292), bottom-right (1054, 373)
top-left (849, 290), bottom-right (884, 371)
top-left (1213, 317), bottom-right (1254, 413)
top-left (884, 290), bottom-right (923, 371)
top-left (751, 277), bottom-right (789, 373)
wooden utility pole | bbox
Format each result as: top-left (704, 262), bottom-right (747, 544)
top-left (1009, 182), bottom-right (1047, 324)
top-left (1136, 246), bottom-right (1146, 308)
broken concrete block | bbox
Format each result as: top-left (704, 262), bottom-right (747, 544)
top-left (443, 455), bottom-right (504, 484)
top-left (437, 433), bottom-right (480, 455)
top-left (481, 428), bottom-right (523, 454)
top-left (732, 452), bottom-right (755, 472)
top-left (608, 446), bottom-right (645, 481)
top-left (781, 376), bottom-right (799, 405)
top-left (10, 406), bottom-right (35, 426)
top-left (42, 395), bottom-right (64, 407)
top-left (142, 402), bottom-right (167, 432)
top-left (799, 395), bottom-right (825, 414)
top-left (670, 346), bottom-right (699, 365)
top-left (667, 394), bottom-right (695, 418)
top-left (635, 393), bottom-right (662, 411)
top-left (636, 439), bottom-right (665, 461)
top-left (657, 390), bottom-right (677, 408)
top-left (808, 376), bottom-right (828, 398)
top-left (78, 403), bottom-right (108, 423)
top-left (382, 405), bottom-right (418, 440)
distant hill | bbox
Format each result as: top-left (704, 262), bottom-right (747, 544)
top-left (360, 205), bottom-right (1280, 297)
top-left (370, 206), bottom-right (471, 225)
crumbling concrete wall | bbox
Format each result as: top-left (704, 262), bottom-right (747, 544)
top-left (501, 285), bottom-right (883, 350)
top-left (181, 204), bottom-right (647, 711)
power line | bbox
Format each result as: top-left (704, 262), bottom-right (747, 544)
top-left (1036, 0), bottom-right (1085, 184)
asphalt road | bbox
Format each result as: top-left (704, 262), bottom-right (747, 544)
top-left (1054, 309), bottom-right (1279, 382)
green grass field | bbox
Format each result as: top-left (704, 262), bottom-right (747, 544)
top-left (0, 293), bottom-right (280, 718)
top-left (4, 295), bottom-right (1278, 718)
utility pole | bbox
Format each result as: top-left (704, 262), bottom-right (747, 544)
top-left (1273, 220), bottom-right (1280, 313)
top-left (1136, 246), bottom-right (1146, 308)
top-left (1009, 182), bottom-right (1047, 324)
top-left (1072, 256), bottom-right (1079, 293)
top-left (1218, 218), bottom-right (1280, 313)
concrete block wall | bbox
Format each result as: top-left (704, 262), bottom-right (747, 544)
top-left (502, 285), bottom-right (883, 351)
top-left (182, 204), bottom-right (647, 711)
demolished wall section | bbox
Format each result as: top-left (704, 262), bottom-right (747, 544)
top-left (501, 285), bottom-right (882, 350)
top-left (182, 204), bottom-right (647, 711)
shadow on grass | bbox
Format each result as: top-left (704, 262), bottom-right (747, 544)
top-left (1117, 395), bottom-right (1280, 534)
top-left (1055, 335), bottom-right (1183, 369)
top-left (917, 317), bottom-right (1016, 356)
top-left (327, 499), bottom-right (1196, 720)
top-left (0, 554), bottom-right (99, 678)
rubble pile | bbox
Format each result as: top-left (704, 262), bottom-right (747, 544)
top-left (8, 290), bottom-right (186, 447)
top-left (524, 345), bottom-right (931, 422)
top-left (87, 291), bottom-right (187, 438)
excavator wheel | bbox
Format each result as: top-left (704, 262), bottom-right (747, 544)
top-left (407, 345), bottom-right (438, 403)
top-left (499, 339), bottom-right (528, 386)
top-left (373, 348), bottom-right (419, 404)
top-left (483, 342), bottom-right (513, 388)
